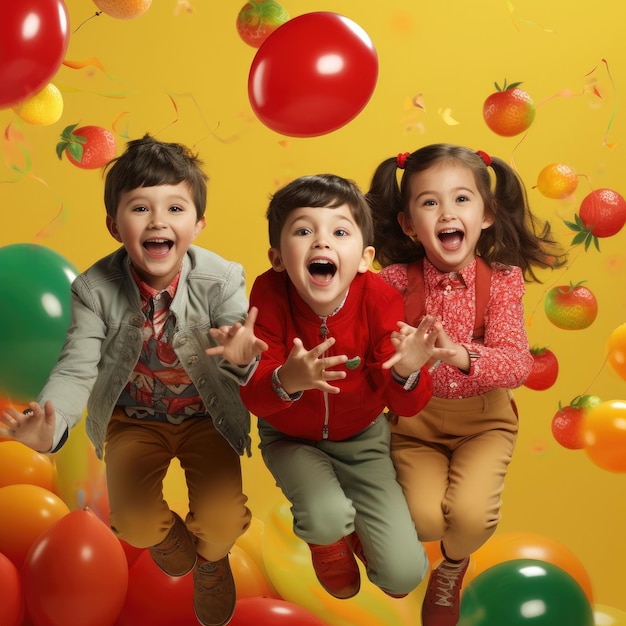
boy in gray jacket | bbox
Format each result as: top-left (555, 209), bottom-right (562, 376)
top-left (1, 135), bottom-right (266, 626)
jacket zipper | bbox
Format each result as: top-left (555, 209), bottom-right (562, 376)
top-left (317, 289), bottom-right (349, 440)
top-left (320, 315), bottom-right (330, 439)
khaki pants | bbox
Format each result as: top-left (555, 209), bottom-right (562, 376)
top-left (105, 409), bottom-right (251, 562)
top-left (390, 388), bottom-right (518, 561)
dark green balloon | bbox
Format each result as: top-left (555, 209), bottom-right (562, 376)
top-left (459, 559), bottom-right (594, 626)
top-left (0, 244), bottom-right (78, 402)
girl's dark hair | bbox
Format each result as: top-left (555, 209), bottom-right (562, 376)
top-left (366, 143), bottom-right (567, 282)
top-left (103, 134), bottom-right (208, 220)
top-left (267, 173), bottom-right (374, 249)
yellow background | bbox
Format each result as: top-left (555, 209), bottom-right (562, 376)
top-left (1, 0), bottom-right (625, 619)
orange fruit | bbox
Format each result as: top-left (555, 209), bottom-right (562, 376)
top-left (12, 83), bottom-right (63, 126)
top-left (537, 163), bottom-right (578, 199)
top-left (92, 0), bottom-right (152, 19)
top-left (607, 323), bottom-right (626, 382)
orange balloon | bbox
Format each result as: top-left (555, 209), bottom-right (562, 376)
top-left (231, 544), bottom-right (276, 599)
top-left (466, 531), bottom-right (593, 603)
top-left (0, 441), bottom-right (55, 490)
top-left (0, 484), bottom-right (70, 569)
top-left (582, 400), bottom-right (626, 473)
top-left (422, 541), bottom-right (443, 569)
top-left (236, 516), bottom-right (282, 598)
top-left (607, 324), bottom-right (626, 382)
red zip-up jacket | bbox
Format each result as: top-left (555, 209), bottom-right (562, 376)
top-left (240, 268), bottom-right (433, 441)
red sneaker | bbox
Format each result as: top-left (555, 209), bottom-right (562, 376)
top-left (308, 537), bottom-right (360, 599)
top-left (347, 532), bottom-right (407, 599)
top-left (421, 558), bottom-right (469, 626)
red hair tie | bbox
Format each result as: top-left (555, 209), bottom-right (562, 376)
top-left (397, 152), bottom-right (410, 169)
top-left (476, 150), bottom-right (492, 167)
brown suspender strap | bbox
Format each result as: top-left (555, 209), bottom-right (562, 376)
top-left (403, 257), bottom-right (492, 340)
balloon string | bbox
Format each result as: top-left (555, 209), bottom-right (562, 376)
top-left (581, 350), bottom-right (611, 397)
top-left (599, 58), bottom-right (618, 149)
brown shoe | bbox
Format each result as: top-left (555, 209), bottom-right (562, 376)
top-left (149, 512), bottom-right (197, 577)
top-left (193, 555), bottom-right (236, 626)
top-left (308, 537), bottom-right (360, 599)
top-left (421, 557), bottom-right (469, 626)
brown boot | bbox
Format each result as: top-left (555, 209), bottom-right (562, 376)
top-left (308, 537), bottom-right (360, 599)
top-left (193, 555), bottom-right (236, 626)
top-left (149, 512), bottom-right (197, 577)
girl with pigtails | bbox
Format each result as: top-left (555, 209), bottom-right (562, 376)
top-left (365, 143), bottom-right (567, 626)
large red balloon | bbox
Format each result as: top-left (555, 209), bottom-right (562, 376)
top-left (116, 550), bottom-right (197, 626)
top-left (22, 508), bottom-right (128, 626)
top-left (0, 0), bottom-right (70, 108)
top-left (0, 552), bottom-right (24, 626)
top-left (230, 597), bottom-right (329, 625)
top-left (248, 11), bottom-right (378, 137)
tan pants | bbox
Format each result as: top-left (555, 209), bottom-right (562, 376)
top-left (105, 409), bottom-right (251, 562)
top-left (390, 388), bottom-right (518, 561)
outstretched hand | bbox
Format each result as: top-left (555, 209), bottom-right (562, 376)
top-left (206, 306), bottom-right (269, 366)
top-left (0, 401), bottom-right (55, 453)
top-left (382, 315), bottom-right (457, 376)
top-left (278, 336), bottom-right (348, 395)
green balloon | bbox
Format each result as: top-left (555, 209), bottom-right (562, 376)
top-left (459, 559), bottom-right (594, 626)
top-left (0, 244), bottom-right (79, 402)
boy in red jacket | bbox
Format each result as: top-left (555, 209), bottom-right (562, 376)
top-left (240, 174), bottom-right (455, 599)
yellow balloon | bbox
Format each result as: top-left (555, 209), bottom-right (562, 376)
top-left (261, 497), bottom-right (425, 626)
top-left (594, 604), bottom-right (626, 626)
top-left (53, 418), bottom-right (108, 520)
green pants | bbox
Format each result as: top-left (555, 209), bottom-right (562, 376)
top-left (259, 414), bottom-right (428, 595)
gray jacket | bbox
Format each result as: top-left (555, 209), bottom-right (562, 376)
top-left (39, 244), bottom-right (254, 459)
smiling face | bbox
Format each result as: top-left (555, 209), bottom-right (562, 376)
top-left (268, 204), bottom-right (374, 316)
top-left (106, 182), bottom-right (205, 290)
top-left (398, 161), bottom-right (494, 273)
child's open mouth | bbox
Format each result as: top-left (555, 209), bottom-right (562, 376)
top-left (308, 259), bottom-right (336, 284)
top-left (438, 229), bottom-right (464, 250)
top-left (144, 239), bottom-right (174, 256)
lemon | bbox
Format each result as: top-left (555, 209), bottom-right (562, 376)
top-left (93, 0), bottom-right (152, 19)
top-left (12, 83), bottom-right (64, 126)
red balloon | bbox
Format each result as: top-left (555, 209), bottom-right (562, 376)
top-left (0, 552), bottom-right (24, 626)
top-left (230, 597), bottom-right (329, 625)
top-left (0, 0), bottom-right (70, 108)
top-left (248, 11), bottom-right (378, 137)
top-left (116, 550), bottom-right (197, 626)
top-left (22, 508), bottom-right (128, 626)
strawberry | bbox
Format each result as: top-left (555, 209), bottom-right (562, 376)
top-left (565, 188), bottom-right (626, 251)
top-left (483, 79), bottom-right (536, 137)
top-left (544, 282), bottom-right (598, 330)
top-left (236, 0), bottom-right (289, 48)
top-left (56, 123), bottom-right (117, 170)
top-left (523, 346), bottom-right (558, 390)
top-left (552, 395), bottom-right (601, 450)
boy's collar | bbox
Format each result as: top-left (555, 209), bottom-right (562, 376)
top-left (129, 263), bottom-right (181, 300)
